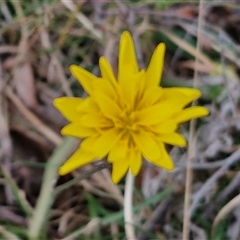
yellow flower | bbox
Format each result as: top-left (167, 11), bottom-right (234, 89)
top-left (53, 31), bottom-right (208, 184)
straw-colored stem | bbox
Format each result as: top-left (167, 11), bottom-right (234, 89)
top-left (182, 0), bottom-right (204, 239)
top-left (124, 171), bottom-right (136, 240)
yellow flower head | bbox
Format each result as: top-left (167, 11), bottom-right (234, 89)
top-left (54, 31), bottom-right (208, 184)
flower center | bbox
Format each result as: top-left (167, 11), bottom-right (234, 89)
top-left (114, 109), bottom-right (138, 132)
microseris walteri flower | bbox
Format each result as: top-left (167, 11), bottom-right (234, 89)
top-left (53, 31), bottom-right (209, 184)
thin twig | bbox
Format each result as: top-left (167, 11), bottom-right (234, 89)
top-left (190, 148), bottom-right (240, 216)
top-left (54, 163), bottom-right (111, 196)
top-left (138, 197), bottom-right (172, 240)
top-left (182, 0), bottom-right (205, 239)
top-left (203, 170), bottom-right (240, 218)
top-left (178, 160), bottom-right (230, 170)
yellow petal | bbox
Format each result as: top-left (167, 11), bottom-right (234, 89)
top-left (81, 129), bottom-right (121, 158)
top-left (137, 85), bottom-right (163, 110)
top-left (161, 88), bottom-right (200, 107)
top-left (93, 79), bottom-right (117, 101)
top-left (79, 114), bottom-right (113, 129)
top-left (136, 90), bottom-right (192, 125)
top-left (76, 97), bottom-right (99, 113)
top-left (59, 147), bottom-right (95, 175)
top-left (152, 120), bottom-right (178, 134)
top-left (92, 90), bottom-right (121, 119)
top-left (79, 114), bottom-right (102, 127)
top-left (111, 159), bottom-right (129, 184)
top-left (135, 102), bottom-right (180, 126)
top-left (99, 57), bottom-right (117, 87)
top-left (170, 87), bottom-right (201, 100)
top-left (108, 139), bottom-right (128, 163)
top-left (147, 143), bottom-right (174, 170)
top-left (70, 65), bottom-right (98, 95)
top-left (134, 71), bottom-right (146, 106)
top-left (76, 99), bottom-right (114, 129)
top-left (119, 71), bottom-right (145, 109)
top-left (135, 105), bottom-right (165, 125)
top-left (61, 123), bottom-right (96, 138)
top-left (146, 43), bottom-right (166, 87)
top-left (132, 130), bottom-right (161, 162)
top-left (174, 106), bottom-right (209, 123)
top-left (158, 133), bottom-right (187, 147)
top-left (53, 97), bottom-right (83, 122)
top-left (129, 149), bottom-right (142, 176)
top-left (118, 31), bottom-right (138, 84)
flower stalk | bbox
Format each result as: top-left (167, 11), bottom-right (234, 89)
top-left (124, 171), bottom-right (136, 240)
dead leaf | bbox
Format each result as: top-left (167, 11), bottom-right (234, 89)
top-left (14, 61), bottom-right (37, 108)
top-left (179, 60), bottom-right (213, 73)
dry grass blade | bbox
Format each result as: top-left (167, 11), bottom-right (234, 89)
top-left (212, 193), bottom-right (240, 236)
top-left (138, 197), bottom-right (172, 240)
top-left (0, 46), bottom-right (18, 54)
top-left (61, 0), bottom-right (103, 41)
top-left (190, 149), bottom-right (240, 216)
top-left (37, 7), bottom-right (73, 97)
top-left (61, 218), bottom-right (101, 240)
top-left (157, 27), bottom-right (214, 72)
top-left (5, 87), bottom-right (62, 145)
top-left (0, 225), bottom-right (20, 240)
top-left (91, 168), bottom-right (124, 204)
top-left (0, 165), bottom-right (33, 216)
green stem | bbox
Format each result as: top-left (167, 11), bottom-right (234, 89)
top-left (28, 137), bottom-right (78, 240)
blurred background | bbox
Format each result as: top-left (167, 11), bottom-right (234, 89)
top-left (1, 0), bottom-right (240, 239)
